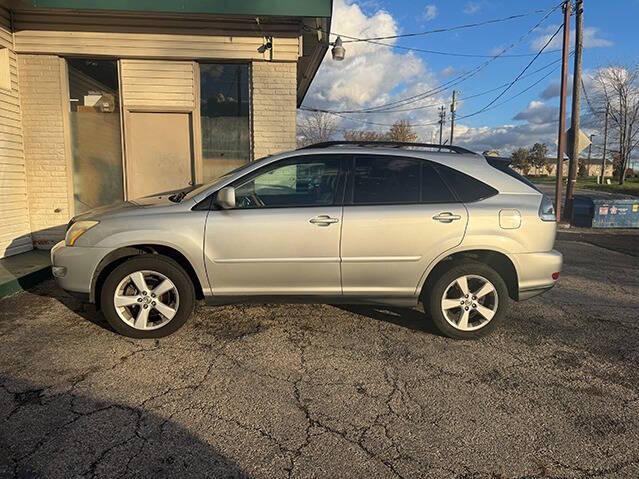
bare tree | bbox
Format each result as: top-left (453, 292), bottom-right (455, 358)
top-left (343, 129), bottom-right (386, 141)
top-left (386, 120), bottom-right (418, 142)
top-left (590, 65), bottom-right (639, 184)
top-left (297, 111), bottom-right (337, 147)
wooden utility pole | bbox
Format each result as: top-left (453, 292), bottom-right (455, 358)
top-left (564, 0), bottom-right (583, 220)
top-left (438, 105), bottom-right (446, 146)
top-left (554, 0), bottom-right (571, 223)
top-left (449, 90), bottom-right (457, 146)
top-left (599, 103), bottom-right (609, 183)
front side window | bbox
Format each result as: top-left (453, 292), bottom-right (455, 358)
top-left (200, 63), bottom-right (250, 182)
top-left (234, 156), bottom-right (342, 209)
top-left (353, 156), bottom-right (421, 204)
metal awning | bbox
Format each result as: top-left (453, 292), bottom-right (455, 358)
top-left (7, 0), bottom-right (332, 17)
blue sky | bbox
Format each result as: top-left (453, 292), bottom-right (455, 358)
top-left (302, 0), bottom-right (636, 153)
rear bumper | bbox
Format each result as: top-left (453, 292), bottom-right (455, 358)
top-left (512, 249), bottom-right (563, 301)
top-left (50, 241), bottom-right (114, 299)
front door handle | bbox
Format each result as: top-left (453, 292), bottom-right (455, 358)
top-left (309, 215), bottom-right (340, 226)
top-left (433, 212), bottom-right (462, 223)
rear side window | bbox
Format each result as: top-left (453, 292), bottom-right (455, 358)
top-left (422, 162), bottom-right (456, 203)
top-left (436, 164), bottom-right (498, 203)
top-left (353, 156), bottom-right (420, 204)
top-left (350, 155), bottom-right (459, 205)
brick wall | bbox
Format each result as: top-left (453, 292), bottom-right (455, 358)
top-left (18, 55), bottom-right (70, 248)
top-left (251, 61), bottom-right (297, 159)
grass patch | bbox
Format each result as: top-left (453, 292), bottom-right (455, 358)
top-left (528, 176), bottom-right (639, 196)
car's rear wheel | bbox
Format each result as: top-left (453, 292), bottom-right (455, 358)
top-left (425, 261), bottom-right (509, 339)
top-left (100, 256), bottom-right (195, 338)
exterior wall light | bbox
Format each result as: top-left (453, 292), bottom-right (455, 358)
top-left (331, 36), bottom-right (345, 61)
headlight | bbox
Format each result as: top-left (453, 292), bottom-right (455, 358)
top-left (65, 220), bottom-right (99, 246)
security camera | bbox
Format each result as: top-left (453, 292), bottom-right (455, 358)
top-left (331, 36), bottom-right (345, 61)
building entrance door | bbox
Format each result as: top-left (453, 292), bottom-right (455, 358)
top-left (125, 112), bottom-right (194, 199)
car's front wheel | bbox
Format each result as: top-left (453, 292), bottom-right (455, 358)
top-left (425, 261), bottom-right (509, 339)
top-left (100, 255), bottom-right (195, 338)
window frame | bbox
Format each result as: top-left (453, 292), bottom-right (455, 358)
top-left (344, 154), bottom-right (460, 206)
top-left (219, 154), bottom-right (349, 211)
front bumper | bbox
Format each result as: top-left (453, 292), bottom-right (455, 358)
top-left (512, 249), bottom-right (563, 301)
top-left (50, 241), bottom-right (114, 299)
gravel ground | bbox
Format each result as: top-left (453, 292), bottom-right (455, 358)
top-left (1, 237), bottom-right (638, 478)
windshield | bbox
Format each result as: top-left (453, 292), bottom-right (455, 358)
top-left (183, 157), bottom-right (273, 201)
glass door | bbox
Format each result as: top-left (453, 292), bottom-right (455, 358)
top-left (67, 59), bottom-right (124, 214)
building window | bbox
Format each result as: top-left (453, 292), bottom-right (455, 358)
top-left (67, 59), bottom-right (123, 214)
top-left (200, 63), bottom-right (250, 182)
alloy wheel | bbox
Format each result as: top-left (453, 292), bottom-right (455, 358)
top-left (113, 270), bottom-right (180, 330)
top-left (440, 274), bottom-right (499, 332)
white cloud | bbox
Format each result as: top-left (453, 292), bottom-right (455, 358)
top-left (423, 4), bottom-right (438, 21)
top-left (454, 121), bottom-right (559, 155)
top-left (513, 100), bottom-right (559, 124)
top-left (440, 66), bottom-right (457, 77)
top-left (463, 2), bottom-right (481, 14)
top-left (300, 0), bottom-right (606, 154)
top-left (531, 25), bottom-right (613, 52)
top-left (301, 0), bottom-right (446, 136)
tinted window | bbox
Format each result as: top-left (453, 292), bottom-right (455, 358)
top-left (436, 165), bottom-right (498, 203)
top-left (234, 156), bottom-right (341, 208)
top-left (422, 163), bottom-right (457, 203)
top-left (353, 156), bottom-right (420, 204)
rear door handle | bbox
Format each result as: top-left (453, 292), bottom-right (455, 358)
top-left (433, 212), bottom-right (462, 223)
top-left (309, 215), bottom-right (339, 226)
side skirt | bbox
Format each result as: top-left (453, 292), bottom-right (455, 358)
top-left (203, 295), bottom-right (418, 308)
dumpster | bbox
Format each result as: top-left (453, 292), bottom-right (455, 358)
top-left (592, 199), bottom-right (639, 228)
top-left (571, 195), bottom-right (594, 227)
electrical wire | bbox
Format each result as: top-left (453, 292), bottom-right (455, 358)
top-left (457, 22), bottom-right (564, 120)
top-left (319, 61), bottom-right (565, 129)
top-left (332, 32), bottom-right (560, 58)
top-left (338, 9), bottom-right (554, 43)
top-left (302, 1), bottom-right (565, 115)
top-left (581, 78), bottom-right (600, 116)
top-left (304, 54), bottom-right (565, 116)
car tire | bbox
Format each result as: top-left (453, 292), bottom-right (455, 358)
top-left (424, 261), bottom-right (510, 340)
top-left (100, 255), bottom-right (195, 339)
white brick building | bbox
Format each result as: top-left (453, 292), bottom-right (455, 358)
top-left (0, 0), bottom-right (332, 258)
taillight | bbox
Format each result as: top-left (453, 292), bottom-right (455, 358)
top-left (552, 272), bottom-right (560, 280)
top-left (539, 195), bottom-right (556, 221)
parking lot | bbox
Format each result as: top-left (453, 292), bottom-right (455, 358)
top-left (1, 234), bottom-right (638, 478)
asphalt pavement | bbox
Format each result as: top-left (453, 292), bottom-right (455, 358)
top-left (1, 235), bottom-right (638, 478)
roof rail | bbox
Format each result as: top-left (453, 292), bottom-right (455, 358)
top-left (299, 141), bottom-right (478, 155)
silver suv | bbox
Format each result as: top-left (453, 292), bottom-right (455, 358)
top-left (51, 142), bottom-right (562, 340)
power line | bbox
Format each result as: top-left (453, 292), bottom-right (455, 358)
top-left (302, 1), bottom-right (564, 115)
top-left (331, 32), bottom-right (560, 58)
top-left (457, 22), bottom-right (564, 120)
top-left (338, 9), bottom-right (552, 43)
top-left (305, 54), bottom-right (566, 115)
top-left (319, 62), bottom-right (564, 130)
top-left (581, 77), bottom-right (600, 116)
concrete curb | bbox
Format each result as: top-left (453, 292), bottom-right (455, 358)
top-left (0, 266), bottom-right (51, 299)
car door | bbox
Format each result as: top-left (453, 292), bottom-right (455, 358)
top-left (204, 154), bottom-right (346, 296)
top-left (340, 154), bottom-right (468, 297)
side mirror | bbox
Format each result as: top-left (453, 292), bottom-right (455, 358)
top-left (215, 186), bottom-right (236, 209)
